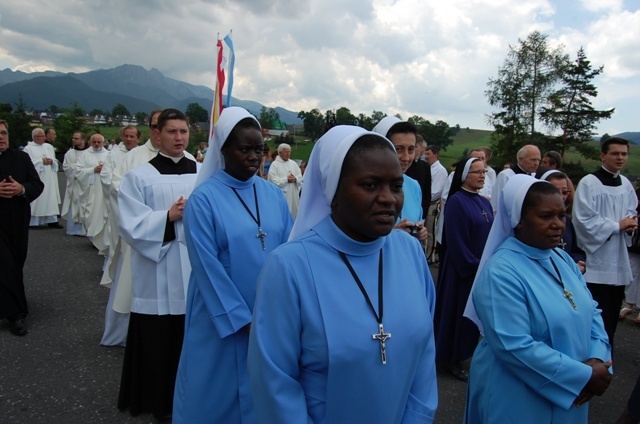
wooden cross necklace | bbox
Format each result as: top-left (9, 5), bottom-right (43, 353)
top-left (231, 185), bottom-right (267, 250)
top-left (535, 250), bottom-right (577, 310)
top-left (338, 250), bottom-right (391, 365)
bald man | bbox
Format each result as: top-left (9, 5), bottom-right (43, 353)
top-left (23, 127), bottom-right (62, 227)
top-left (76, 134), bottom-right (110, 253)
top-left (489, 145), bottom-right (541, 212)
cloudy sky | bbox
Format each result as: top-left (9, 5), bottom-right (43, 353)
top-left (1, 0), bottom-right (638, 135)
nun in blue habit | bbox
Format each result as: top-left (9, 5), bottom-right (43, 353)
top-left (248, 125), bottom-right (438, 423)
top-left (463, 175), bottom-right (612, 423)
top-left (172, 107), bottom-right (293, 423)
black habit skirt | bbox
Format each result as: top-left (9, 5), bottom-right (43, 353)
top-left (118, 312), bottom-right (185, 419)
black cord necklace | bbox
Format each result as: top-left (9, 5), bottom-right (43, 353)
top-left (338, 250), bottom-right (391, 364)
top-left (231, 185), bottom-right (267, 250)
top-left (535, 250), bottom-right (578, 310)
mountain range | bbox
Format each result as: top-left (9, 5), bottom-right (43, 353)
top-left (0, 65), bottom-right (638, 143)
top-left (0, 64), bottom-right (303, 125)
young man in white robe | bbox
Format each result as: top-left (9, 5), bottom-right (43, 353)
top-left (116, 108), bottom-right (198, 419)
top-left (75, 134), bottom-right (110, 254)
top-left (268, 143), bottom-right (303, 219)
top-left (100, 109), bottom-right (194, 347)
top-left (61, 132), bottom-right (88, 235)
top-left (424, 145), bottom-right (448, 262)
top-left (23, 127), bottom-right (62, 228)
top-left (573, 137), bottom-right (638, 348)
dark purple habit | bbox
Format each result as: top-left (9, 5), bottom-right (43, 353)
top-left (434, 189), bottom-right (493, 363)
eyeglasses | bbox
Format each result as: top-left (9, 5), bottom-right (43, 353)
top-left (467, 170), bottom-right (487, 175)
top-left (0, 131), bottom-right (8, 136)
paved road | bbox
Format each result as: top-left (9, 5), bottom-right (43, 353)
top-left (0, 175), bottom-right (638, 423)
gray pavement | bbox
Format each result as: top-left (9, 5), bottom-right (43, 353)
top-left (0, 173), bottom-right (638, 423)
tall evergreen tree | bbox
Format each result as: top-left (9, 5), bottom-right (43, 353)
top-left (486, 31), bottom-right (567, 161)
top-left (540, 47), bottom-right (614, 160)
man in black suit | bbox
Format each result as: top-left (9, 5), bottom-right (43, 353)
top-left (0, 119), bottom-right (44, 336)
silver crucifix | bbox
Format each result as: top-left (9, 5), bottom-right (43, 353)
top-left (372, 323), bottom-right (391, 364)
top-left (256, 227), bottom-right (267, 250)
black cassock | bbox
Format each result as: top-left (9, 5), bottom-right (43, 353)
top-left (0, 148), bottom-right (44, 320)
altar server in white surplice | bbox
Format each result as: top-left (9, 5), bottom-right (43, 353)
top-left (117, 109), bottom-right (199, 419)
top-left (23, 127), bottom-right (62, 227)
top-left (61, 131), bottom-right (89, 235)
top-left (76, 134), bottom-right (110, 254)
top-left (268, 143), bottom-right (303, 219)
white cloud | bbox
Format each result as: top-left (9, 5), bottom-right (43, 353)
top-left (0, 0), bottom-right (637, 134)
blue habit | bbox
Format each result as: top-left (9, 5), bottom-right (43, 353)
top-left (434, 190), bottom-right (493, 363)
top-left (173, 170), bottom-right (293, 424)
top-left (464, 237), bottom-right (611, 423)
top-left (248, 216), bottom-right (438, 423)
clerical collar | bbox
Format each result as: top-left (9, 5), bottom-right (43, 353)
top-left (461, 187), bottom-right (478, 194)
top-left (593, 166), bottom-right (622, 187)
top-left (514, 164), bottom-right (529, 175)
top-left (159, 151), bottom-right (184, 163)
top-left (601, 165), bottom-right (620, 178)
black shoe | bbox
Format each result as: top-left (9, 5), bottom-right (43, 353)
top-left (9, 319), bottom-right (28, 336)
top-left (48, 222), bottom-right (64, 229)
top-left (449, 363), bottom-right (469, 382)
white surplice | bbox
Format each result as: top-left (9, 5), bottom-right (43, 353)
top-left (61, 148), bottom-right (86, 235)
top-left (76, 147), bottom-right (109, 253)
top-left (268, 156), bottom-right (303, 219)
top-left (23, 141), bottom-right (61, 225)
top-left (118, 162), bottom-right (197, 315)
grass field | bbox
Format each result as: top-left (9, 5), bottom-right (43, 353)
top-left (437, 128), bottom-right (640, 180)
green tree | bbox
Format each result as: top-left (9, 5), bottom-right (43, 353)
top-left (407, 115), bottom-right (454, 151)
top-left (486, 31), bottom-right (567, 161)
top-left (112, 103), bottom-right (130, 117)
top-left (335, 107), bottom-right (356, 125)
top-left (0, 98), bottom-right (33, 148)
top-left (324, 109), bottom-right (337, 130)
top-left (53, 102), bottom-right (88, 151)
top-left (185, 103), bottom-right (209, 124)
top-left (135, 111), bottom-right (148, 126)
top-left (601, 133), bottom-right (611, 143)
top-left (297, 108), bottom-right (324, 139)
top-left (370, 110), bottom-right (386, 128)
top-left (540, 47), bottom-right (614, 160)
top-left (259, 106), bottom-right (280, 130)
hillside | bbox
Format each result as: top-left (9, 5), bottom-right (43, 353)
top-left (442, 128), bottom-right (640, 179)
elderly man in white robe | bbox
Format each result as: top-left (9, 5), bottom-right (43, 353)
top-left (23, 127), bottom-right (62, 228)
top-left (268, 143), bottom-right (303, 219)
top-left (76, 134), bottom-right (109, 254)
top-left (61, 132), bottom-right (88, 235)
top-left (98, 126), bottom-right (141, 288)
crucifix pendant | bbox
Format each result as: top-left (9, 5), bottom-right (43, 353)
top-left (563, 288), bottom-right (578, 310)
top-left (559, 238), bottom-right (567, 250)
top-left (372, 323), bottom-right (391, 365)
top-left (256, 227), bottom-right (267, 250)
top-left (481, 210), bottom-right (489, 223)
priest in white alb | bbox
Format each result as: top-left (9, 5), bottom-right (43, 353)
top-left (268, 143), bottom-right (303, 219)
top-left (23, 127), bottom-right (62, 228)
top-left (76, 133), bottom-right (109, 254)
top-left (99, 126), bottom-right (141, 287)
top-left (61, 132), bottom-right (89, 235)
